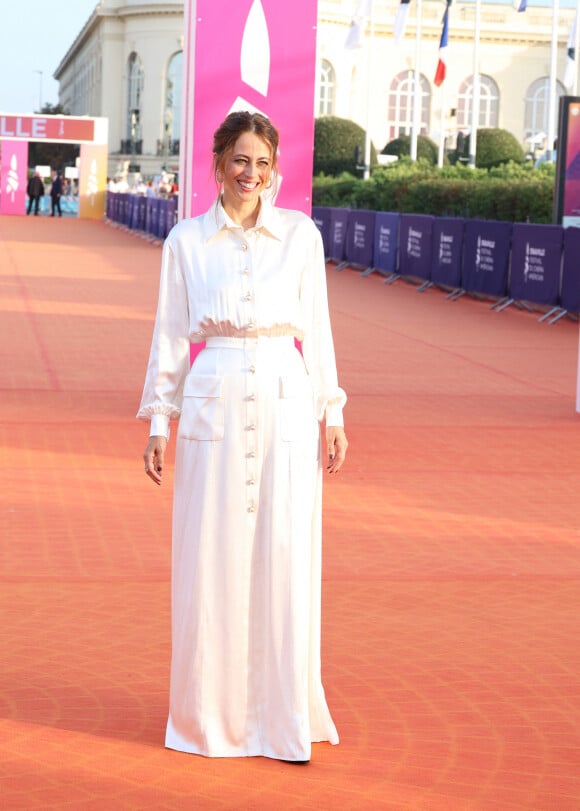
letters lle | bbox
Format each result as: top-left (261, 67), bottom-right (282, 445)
top-left (0, 117), bottom-right (47, 138)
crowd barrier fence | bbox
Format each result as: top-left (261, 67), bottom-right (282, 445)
top-left (312, 206), bottom-right (580, 324)
top-left (105, 197), bottom-right (579, 323)
top-left (106, 193), bottom-right (178, 242)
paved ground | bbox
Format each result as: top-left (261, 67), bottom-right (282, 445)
top-left (1, 214), bottom-right (579, 810)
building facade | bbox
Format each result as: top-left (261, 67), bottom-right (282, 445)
top-left (54, 0), bottom-right (577, 179)
top-left (55, 0), bottom-right (183, 179)
top-left (318, 0), bottom-right (575, 159)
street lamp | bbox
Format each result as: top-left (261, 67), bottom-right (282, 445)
top-left (130, 108), bottom-right (140, 172)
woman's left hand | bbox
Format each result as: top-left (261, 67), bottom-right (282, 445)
top-left (326, 426), bottom-right (348, 474)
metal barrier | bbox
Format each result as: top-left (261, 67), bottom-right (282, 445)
top-left (312, 206), bottom-right (580, 321)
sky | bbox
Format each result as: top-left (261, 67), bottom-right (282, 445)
top-left (0, 0), bottom-right (576, 116)
top-left (0, 0), bottom-right (98, 113)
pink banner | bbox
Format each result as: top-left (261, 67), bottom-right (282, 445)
top-left (0, 115), bottom-right (95, 143)
top-left (0, 139), bottom-right (28, 216)
top-left (181, 0), bottom-right (317, 218)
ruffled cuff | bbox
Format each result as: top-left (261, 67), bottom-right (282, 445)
top-left (149, 413), bottom-right (170, 439)
top-left (319, 387), bottom-right (347, 426)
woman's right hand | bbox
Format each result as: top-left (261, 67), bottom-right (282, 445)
top-left (143, 435), bottom-right (167, 485)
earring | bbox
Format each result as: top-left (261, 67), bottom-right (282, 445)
top-left (216, 170), bottom-right (223, 183)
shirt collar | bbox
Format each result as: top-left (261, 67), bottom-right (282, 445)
top-left (201, 197), bottom-right (283, 242)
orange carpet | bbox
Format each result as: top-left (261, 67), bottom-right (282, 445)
top-left (1, 214), bottom-right (579, 810)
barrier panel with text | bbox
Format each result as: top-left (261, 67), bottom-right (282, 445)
top-left (462, 220), bottom-right (512, 297)
top-left (373, 212), bottom-right (399, 275)
top-left (431, 218), bottom-right (465, 288)
top-left (328, 208), bottom-right (349, 262)
top-left (509, 223), bottom-right (563, 306)
top-left (561, 226), bottom-right (580, 313)
top-left (399, 214), bottom-right (434, 280)
top-left (312, 206), bottom-right (331, 257)
top-left (344, 209), bottom-right (375, 268)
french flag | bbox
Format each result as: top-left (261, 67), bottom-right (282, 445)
top-left (434, 2), bottom-right (451, 87)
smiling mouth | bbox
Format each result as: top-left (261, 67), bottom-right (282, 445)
top-left (238, 180), bottom-right (260, 191)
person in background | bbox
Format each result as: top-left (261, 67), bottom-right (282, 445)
top-left (138, 111), bottom-right (348, 763)
top-left (50, 171), bottom-right (63, 217)
top-left (26, 171), bottom-right (44, 216)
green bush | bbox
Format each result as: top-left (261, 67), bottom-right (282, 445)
top-left (311, 159), bottom-right (555, 223)
top-left (313, 116), bottom-right (377, 176)
top-left (461, 128), bottom-right (526, 169)
top-left (382, 134), bottom-right (442, 165)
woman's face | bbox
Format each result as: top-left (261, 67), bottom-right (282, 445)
top-left (220, 131), bottom-right (273, 208)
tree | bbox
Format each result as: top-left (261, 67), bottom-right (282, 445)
top-left (36, 103), bottom-right (69, 116)
top-left (28, 104), bottom-right (78, 173)
top-left (461, 128), bottom-right (525, 169)
top-left (314, 116), bottom-right (377, 176)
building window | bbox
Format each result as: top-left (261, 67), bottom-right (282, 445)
top-left (524, 77), bottom-right (565, 151)
top-left (387, 71), bottom-right (431, 144)
top-left (457, 75), bottom-right (499, 129)
top-left (163, 51), bottom-right (183, 159)
top-left (319, 59), bottom-right (335, 116)
top-left (126, 52), bottom-right (144, 146)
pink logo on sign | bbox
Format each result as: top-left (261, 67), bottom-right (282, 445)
top-left (181, 0), bottom-right (317, 218)
top-left (0, 140), bottom-right (28, 215)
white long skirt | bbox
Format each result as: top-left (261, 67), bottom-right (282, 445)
top-left (165, 336), bottom-right (339, 760)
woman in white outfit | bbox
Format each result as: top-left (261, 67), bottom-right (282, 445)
top-left (139, 112), bottom-right (348, 762)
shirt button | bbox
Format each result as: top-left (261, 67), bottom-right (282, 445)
top-left (247, 504), bottom-right (255, 513)
top-left (246, 451), bottom-right (256, 458)
top-left (246, 393), bottom-right (256, 401)
top-left (248, 365), bottom-right (256, 374)
top-left (247, 479), bottom-right (255, 486)
top-left (241, 243), bottom-right (248, 251)
top-left (242, 268), bottom-right (250, 276)
top-left (246, 424), bottom-right (256, 431)
top-left (246, 322), bottom-right (255, 330)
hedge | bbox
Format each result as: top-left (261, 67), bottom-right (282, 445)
top-left (314, 116), bottom-right (378, 176)
top-left (311, 159), bottom-right (556, 223)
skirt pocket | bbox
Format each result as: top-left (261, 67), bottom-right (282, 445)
top-left (178, 374), bottom-right (225, 440)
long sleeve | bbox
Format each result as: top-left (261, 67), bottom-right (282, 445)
top-left (300, 221), bottom-right (346, 427)
top-left (136, 237), bottom-right (191, 438)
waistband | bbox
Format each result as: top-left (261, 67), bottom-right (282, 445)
top-left (204, 336), bottom-right (296, 349)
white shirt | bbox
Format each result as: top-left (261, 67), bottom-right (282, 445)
top-left (138, 199), bottom-right (346, 437)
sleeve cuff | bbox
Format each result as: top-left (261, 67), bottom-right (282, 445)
top-left (150, 413), bottom-right (171, 439)
top-left (325, 402), bottom-right (344, 427)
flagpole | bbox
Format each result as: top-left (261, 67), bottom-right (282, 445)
top-left (438, 82), bottom-right (447, 168)
top-left (410, 0), bottom-right (423, 161)
top-left (574, 0), bottom-right (580, 95)
top-left (468, 0), bottom-right (481, 168)
top-left (547, 0), bottom-right (559, 163)
top-left (363, 1), bottom-right (374, 179)
top-left (436, 1), bottom-right (451, 169)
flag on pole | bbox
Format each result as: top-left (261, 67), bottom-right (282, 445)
top-left (394, 0), bottom-right (411, 45)
top-left (513, 0), bottom-right (527, 12)
top-left (564, 9), bottom-right (578, 89)
top-left (345, 0), bottom-right (371, 49)
top-left (434, 1), bottom-right (451, 87)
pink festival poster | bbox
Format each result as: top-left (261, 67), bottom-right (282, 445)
top-left (0, 140), bottom-right (28, 216)
top-left (181, 0), bottom-right (318, 219)
top-left (562, 101), bottom-right (580, 227)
